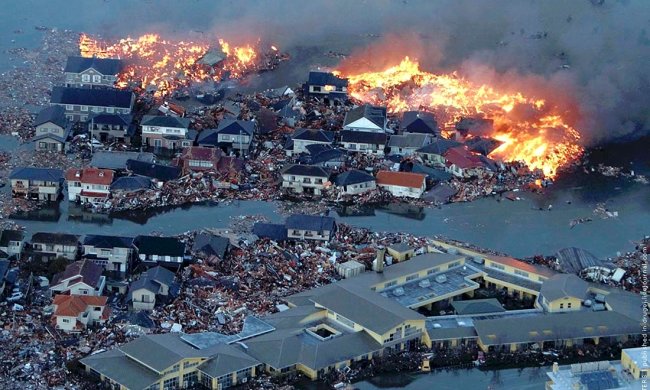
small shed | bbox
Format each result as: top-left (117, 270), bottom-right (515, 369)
top-left (387, 243), bottom-right (415, 262)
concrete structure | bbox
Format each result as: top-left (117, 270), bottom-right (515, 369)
top-left (82, 235), bottom-right (134, 275)
top-left (9, 167), bottom-right (63, 201)
top-left (51, 259), bottom-right (106, 296)
top-left (65, 168), bottom-right (114, 205)
top-left (33, 106), bottom-right (70, 152)
top-left (31, 232), bottom-right (79, 261)
top-left (376, 171), bottom-right (427, 199)
top-left (52, 295), bottom-right (109, 332)
top-left (50, 86), bottom-right (134, 122)
top-left (336, 260), bottom-right (366, 279)
top-left (281, 165), bottom-right (330, 196)
top-left (64, 56), bottom-right (123, 89)
top-left (141, 115), bottom-right (192, 154)
top-left (621, 347), bottom-right (649, 380)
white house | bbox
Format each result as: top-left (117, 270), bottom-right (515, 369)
top-left (281, 165), bottom-right (330, 196)
top-left (388, 133), bottom-right (433, 156)
top-left (334, 170), bottom-right (376, 195)
top-left (82, 235), bottom-right (134, 275)
top-left (141, 115), bottom-right (192, 153)
top-left (52, 294), bottom-right (109, 332)
top-left (340, 131), bottom-right (387, 156)
top-left (288, 128), bottom-right (334, 155)
top-left (65, 168), bottom-right (114, 205)
top-left (31, 232), bottom-right (79, 261)
top-left (343, 104), bottom-right (387, 133)
top-left (128, 266), bottom-right (176, 311)
top-left (285, 215), bottom-right (337, 242)
top-left (50, 259), bottom-right (106, 296)
top-left (376, 170), bottom-right (427, 199)
top-left (0, 230), bottom-right (25, 257)
top-left (33, 106), bottom-right (70, 153)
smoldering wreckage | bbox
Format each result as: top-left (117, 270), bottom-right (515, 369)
top-left (0, 25), bottom-right (646, 390)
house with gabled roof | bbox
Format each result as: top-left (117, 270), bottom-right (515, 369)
top-left (89, 113), bottom-right (134, 144)
top-left (400, 111), bottom-right (440, 135)
top-left (198, 119), bottom-right (255, 155)
top-left (286, 214), bottom-right (337, 242)
top-left (50, 86), bottom-right (134, 122)
top-left (65, 167), bottom-right (114, 205)
top-left (287, 128), bottom-right (334, 155)
top-left (128, 266), bottom-right (177, 311)
top-left (51, 259), bottom-right (106, 296)
top-left (9, 167), bottom-right (64, 201)
top-left (31, 232), bottom-right (80, 261)
top-left (64, 56), bottom-right (123, 89)
top-left (343, 104), bottom-right (387, 133)
top-left (444, 146), bottom-right (489, 178)
top-left (33, 106), bottom-right (71, 152)
top-left (126, 159), bottom-right (181, 184)
top-left (340, 130), bottom-right (387, 156)
top-left (376, 171), bottom-right (427, 199)
top-left (281, 165), bottom-right (330, 196)
top-left (334, 170), bottom-right (376, 195)
top-left (414, 138), bottom-right (462, 168)
top-left (388, 133), bottom-right (433, 156)
top-left (177, 146), bottom-right (223, 174)
top-left (52, 294), bottom-right (110, 332)
top-left (192, 233), bottom-right (230, 261)
top-left (306, 71), bottom-right (348, 97)
top-left (82, 235), bottom-right (134, 274)
top-left (141, 115), bottom-right (192, 154)
top-left (134, 235), bottom-right (186, 266)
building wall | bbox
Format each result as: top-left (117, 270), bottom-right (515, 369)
top-left (1, 240), bottom-right (23, 257)
top-left (11, 179), bottom-right (61, 201)
top-left (339, 180), bottom-right (376, 195)
top-left (308, 85), bottom-right (347, 95)
top-left (32, 243), bottom-right (77, 260)
top-left (377, 183), bottom-right (425, 199)
top-left (417, 152), bottom-right (446, 168)
top-left (65, 69), bottom-right (117, 89)
top-left (139, 254), bottom-right (183, 264)
top-left (83, 245), bottom-right (132, 273)
top-left (287, 228), bottom-right (331, 242)
top-left (142, 133), bottom-right (191, 151)
top-left (35, 138), bottom-right (65, 153)
top-left (386, 248), bottom-right (415, 262)
top-left (131, 288), bottom-right (156, 311)
top-left (622, 350), bottom-right (649, 379)
top-left (53, 103), bottom-right (132, 122)
top-left (68, 281), bottom-right (103, 296)
top-left (56, 315), bottom-right (78, 332)
top-left (342, 142), bottom-right (385, 155)
top-left (36, 123), bottom-right (65, 137)
top-left (281, 174), bottom-right (327, 195)
top-left (545, 297), bottom-right (583, 312)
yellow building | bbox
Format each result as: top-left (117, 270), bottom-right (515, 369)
top-left (621, 347), bottom-right (649, 379)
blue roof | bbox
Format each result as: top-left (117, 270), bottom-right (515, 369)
top-left (335, 170), bottom-right (375, 186)
top-left (216, 119), bottom-right (255, 136)
top-left (307, 71), bottom-right (348, 88)
top-left (401, 111), bottom-right (440, 134)
top-left (197, 128), bottom-right (219, 146)
top-left (34, 106), bottom-right (67, 128)
top-left (311, 148), bottom-right (346, 164)
top-left (51, 86), bottom-right (133, 109)
top-left (89, 113), bottom-right (132, 126)
top-left (285, 214), bottom-right (336, 233)
top-left (64, 56), bottom-right (123, 75)
top-left (110, 176), bottom-right (154, 192)
top-left (126, 160), bottom-right (181, 182)
top-left (83, 234), bottom-right (134, 249)
top-left (9, 167), bottom-right (63, 181)
top-left (141, 115), bottom-right (191, 129)
top-left (252, 223), bottom-right (287, 241)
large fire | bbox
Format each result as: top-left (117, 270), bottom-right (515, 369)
top-left (79, 33), bottom-right (279, 96)
top-left (337, 57), bottom-right (583, 177)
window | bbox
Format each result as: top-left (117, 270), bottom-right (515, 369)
top-left (200, 373), bottom-right (212, 388)
top-left (153, 139), bottom-right (162, 147)
top-left (81, 74), bottom-right (90, 82)
top-left (448, 261), bottom-right (461, 268)
top-left (405, 274), bottom-right (418, 282)
top-left (92, 75), bottom-right (101, 83)
top-left (162, 377), bottom-right (179, 390)
top-left (567, 302), bottom-right (572, 309)
top-left (222, 135), bottom-right (230, 141)
top-left (427, 267), bottom-right (440, 275)
top-left (93, 306), bottom-right (101, 311)
top-left (81, 105), bottom-right (88, 111)
top-left (106, 107), bottom-right (114, 113)
top-left (312, 86), bottom-right (321, 92)
top-left (62, 318), bottom-right (70, 323)
top-left (38, 142), bottom-right (47, 149)
top-left (66, 104), bottom-right (73, 110)
top-left (489, 262), bottom-right (505, 270)
top-left (514, 269), bottom-right (529, 277)
top-left (384, 280), bottom-right (397, 288)
top-left (559, 303), bottom-right (564, 309)
top-left (183, 372), bottom-right (198, 387)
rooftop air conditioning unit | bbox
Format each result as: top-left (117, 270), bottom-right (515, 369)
top-left (435, 274), bottom-right (447, 283)
top-left (393, 287), bottom-right (405, 297)
top-left (418, 279), bottom-right (431, 288)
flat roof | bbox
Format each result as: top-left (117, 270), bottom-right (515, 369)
top-left (623, 347), bottom-right (650, 366)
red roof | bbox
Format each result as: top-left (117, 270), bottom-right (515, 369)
top-left (65, 168), bottom-right (114, 185)
top-left (444, 146), bottom-right (484, 169)
top-left (53, 295), bottom-right (108, 317)
top-left (376, 171), bottom-right (426, 189)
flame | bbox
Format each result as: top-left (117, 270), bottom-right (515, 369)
top-left (337, 57), bottom-right (583, 177)
top-left (79, 33), bottom-right (269, 96)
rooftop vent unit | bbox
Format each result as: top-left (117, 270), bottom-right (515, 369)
top-left (472, 257), bottom-right (484, 264)
top-left (432, 323), bottom-right (442, 328)
top-left (419, 279), bottom-right (431, 288)
top-left (393, 287), bottom-right (405, 297)
top-left (583, 299), bottom-right (593, 307)
top-left (592, 303), bottom-right (606, 311)
top-left (594, 294), bottom-right (606, 303)
top-left (435, 274), bottom-right (447, 283)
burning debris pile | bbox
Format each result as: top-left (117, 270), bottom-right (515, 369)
top-left (79, 33), bottom-right (287, 96)
top-left (336, 57), bottom-right (584, 178)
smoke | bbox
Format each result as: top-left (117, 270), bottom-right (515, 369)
top-left (87, 0), bottom-right (650, 145)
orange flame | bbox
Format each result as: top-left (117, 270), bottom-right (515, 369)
top-left (79, 33), bottom-right (266, 96)
top-left (337, 57), bottom-right (583, 177)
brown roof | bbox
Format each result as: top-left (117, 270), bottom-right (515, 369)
top-left (53, 295), bottom-right (108, 317)
top-left (180, 146), bottom-right (222, 161)
top-left (65, 168), bottom-right (114, 185)
top-left (376, 171), bottom-right (426, 189)
top-left (443, 146), bottom-right (484, 169)
top-left (52, 259), bottom-right (103, 288)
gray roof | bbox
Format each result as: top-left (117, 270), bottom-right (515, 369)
top-left (388, 133), bottom-right (431, 149)
top-left (334, 170), bottom-right (375, 187)
top-left (64, 56), bottom-right (123, 75)
top-left (540, 274), bottom-right (589, 302)
top-left (197, 344), bottom-right (259, 378)
top-left (416, 139), bottom-right (462, 155)
top-left (127, 277), bottom-right (159, 302)
top-left (143, 266), bottom-right (175, 287)
top-left (451, 298), bottom-right (505, 315)
top-left (474, 310), bottom-right (641, 346)
top-left (252, 223), bottom-right (287, 241)
top-left (34, 106), bottom-right (67, 128)
top-left (340, 130), bottom-right (387, 144)
top-left (343, 104), bottom-right (386, 129)
top-left (216, 119), bottom-right (255, 136)
top-left (555, 247), bottom-right (611, 274)
top-left (141, 115), bottom-right (190, 129)
top-left (281, 164), bottom-right (329, 178)
top-left (83, 234), bottom-right (133, 249)
top-left (292, 128), bottom-right (334, 143)
top-left (118, 333), bottom-right (202, 372)
top-left (285, 215), bottom-right (336, 232)
top-left (90, 151), bottom-right (155, 170)
top-left (192, 233), bottom-right (230, 258)
top-left (9, 167), bottom-right (63, 182)
top-left (80, 348), bottom-right (160, 390)
top-left (109, 176), bottom-right (154, 192)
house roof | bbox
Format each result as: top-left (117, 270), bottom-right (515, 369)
top-left (109, 176), bottom-right (154, 192)
top-left (89, 113), bottom-right (133, 126)
top-left (388, 133), bottom-right (431, 149)
top-left (310, 148), bottom-right (346, 164)
top-left (455, 117), bottom-right (494, 133)
top-left (416, 138), bottom-right (462, 155)
top-left (53, 294), bottom-right (107, 317)
top-left (197, 344), bottom-right (260, 378)
top-left (127, 277), bottom-right (159, 301)
top-left (0, 230), bottom-right (24, 247)
top-left (388, 242), bottom-right (412, 253)
top-left (196, 128), bottom-right (219, 145)
top-left (192, 233), bottom-right (230, 258)
top-left (65, 168), bottom-right (114, 185)
top-left (32, 130), bottom-right (71, 144)
top-left (464, 136), bottom-right (503, 156)
top-left (451, 298), bottom-right (505, 315)
top-left (126, 160), bottom-right (181, 182)
top-left (343, 104), bottom-right (386, 129)
top-left (144, 266), bottom-right (176, 287)
top-left (90, 151), bottom-right (155, 170)
top-left (411, 164), bottom-right (453, 182)
top-left (444, 146), bottom-right (485, 169)
top-left (281, 164), bottom-right (330, 178)
top-left (376, 171), bottom-right (426, 189)
top-left (285, 215), bottom-right (336, 233)
top-left (304, 143), bottom-right (333, 155)
top-left (340, 130), bottom-right (387, 144)
top-left (216, 119), bottom-right (255, 136)
top-left (51, 86), bottom-right (133, 108)
top-left (52, 259), bottom-right (103, 288)
top-left (400, 111), bottom-right (439, 134)
top-left (141, 115), bottom-right (191, 129)
top-left (80, 348), bottom-right (160, 390)
top-left (539, 274), bottom-right (589, 302)
top-left (180, 146), bottom-right (222, 161)
top-left (34, 106), bottom-right (67, 128)
top-left (486, 255), bottom-right (557, 278)
top-left (134, 236), bottom-right (185, 257)
top-left (334, 170), bottom-right (375, 186)
top-left (252, 223), bottom-right (288, 241)
top-left (64, 56), bottom-right (123, 75)
top-left (307, 71), bottom-right (348, 88)
top-left (9, 167), bottom-right (63, 182)
top-left (83, 234), bottom-right (133, 249)
top-left (31, 232), bottom-right (79, 246)
top-left (292, 128), bottom-right (334, 143)
top-left (555, 247), bottom-right (610, 274)
top-left (198, 48), bottom-right (226, 66)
